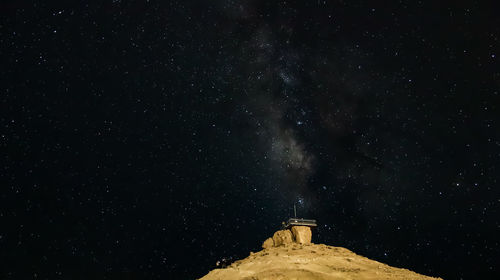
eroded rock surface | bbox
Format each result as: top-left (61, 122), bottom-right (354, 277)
top-left (272, 229), bottom-right (293, 246)
top-left (291, 225), bottom-right (312, 244)
top-left (200, 243), bottom-right (442, 280)
top-left (261, 237), bottom-right (273, 249)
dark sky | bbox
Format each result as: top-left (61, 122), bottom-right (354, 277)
top-left (1, 0), bottom-right (499, 279)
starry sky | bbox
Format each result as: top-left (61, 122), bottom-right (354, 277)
top-left (1, 1), bottom-right (499, 279)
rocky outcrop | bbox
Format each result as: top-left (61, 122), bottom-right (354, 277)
top-left (262, 226), bottom-right (313, 248)
top-left (291, 226), bottom-right (312, 244)
top-left (272, 229), bottom-right (294, 246)
top-left (202, 227), bottom-right (442, 279)
top-left (261, 238), bottom-right (273, 249)
top-left (200, 243), bottom-right (443, 280)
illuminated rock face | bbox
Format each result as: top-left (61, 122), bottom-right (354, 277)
top-left (291, 226), bottom-right (312, 244)
top-left (272, 229), bottom-right (294, 246)
top-left (203, 227), bottom-right (443, 279)
top-left (262, 226), bottom-right (312, 248)
top-left (261, 237), bottom-right (274, 249)
top-left (201, 243), bottom-right (443, 280)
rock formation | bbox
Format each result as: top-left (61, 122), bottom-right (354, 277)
top-left (200, 243), bottom-right (442, 280)
top-left (291, 225), bottom-right (312, 244)
top-left (262, 226), bottom-right (312, 248)
top-left (201, 228), bottom-right (442, 280)
top-left (261, 238), bottom-right (273, 249)
top-left (271, 229), bottom-right (294, 246)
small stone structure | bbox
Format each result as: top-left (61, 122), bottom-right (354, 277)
top-left (262, 226), bottom-right (312, 248)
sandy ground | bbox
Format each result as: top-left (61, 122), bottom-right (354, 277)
top-left (200, 243), bottom-right (442, 280)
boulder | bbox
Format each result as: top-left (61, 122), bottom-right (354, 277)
top-left (291, 226), bottom-right (312, 244)
top-left (262, 238), bottom-right (274, 249)
top-left (272, 229), bottom-right (293, 246)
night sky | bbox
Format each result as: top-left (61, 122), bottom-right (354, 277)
top-left (1, 1), bottom-right (499, 279)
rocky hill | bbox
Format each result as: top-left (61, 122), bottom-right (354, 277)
top-left (200, 227), bottom-right (442, 280)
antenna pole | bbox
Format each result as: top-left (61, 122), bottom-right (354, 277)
top-left (294, 204), bottom-right (297, 218)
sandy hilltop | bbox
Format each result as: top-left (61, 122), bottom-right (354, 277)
top-left (200, 226), bottom-right (442, 280)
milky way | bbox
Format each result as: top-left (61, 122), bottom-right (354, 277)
top-left (228, 21), bottom-right (319, 207)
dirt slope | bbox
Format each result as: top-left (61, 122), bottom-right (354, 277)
top-left (200, 243), bottom-right (442, 280)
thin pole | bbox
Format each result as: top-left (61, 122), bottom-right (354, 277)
top-left (294, 204), bottom-right (297, 218)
